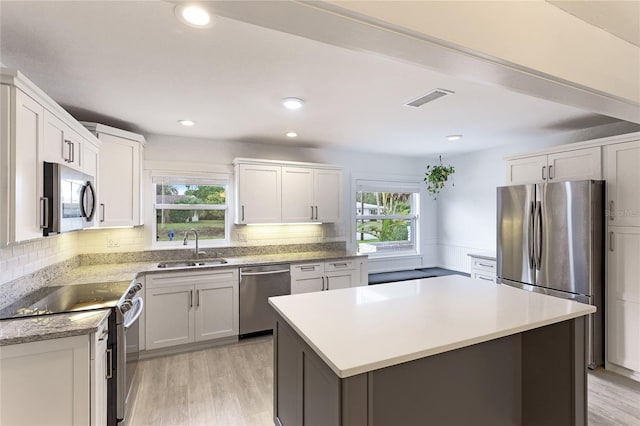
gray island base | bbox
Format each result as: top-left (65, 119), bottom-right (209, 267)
top-left (273, 314), bottom-right (587, 426)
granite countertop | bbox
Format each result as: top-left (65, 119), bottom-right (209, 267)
top-left (0, 310), bottom-right (110, 346)
top-left (269, 275), bottom-right (595, 378)
top-left (1, 250), bottom-right (361, 345)
top-left (467, 251), bottom-right (497, 261)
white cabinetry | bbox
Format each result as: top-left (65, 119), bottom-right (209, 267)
top-left (91, 317), bottom-right (109, 426)
top-left (236, 163), bottom-right (282, 224)
top-left (607, 227), bottom-right (640, 376)
top-left (0, 84), bottom-right (45, 244)
top-left (0, 335), bottom-right (91, 425)
top-left (1, 69), bottom-right (102, 245)
top-left (468, 253), bottom-right (497, 283)
top-left (505, 147), bottom-right (601, 185)
top-left (234, 158), bottom-right (342, 224)
top-left (291, 258), bottom-right (364, 294)
top-left (605, 141), bottom-right (640, 227)
top-left (82, 123), bottom-right (145, 227)
top-left (145, 268), bottom-right (239, 350)
top-left (282, 167), bottom-right (342, 223)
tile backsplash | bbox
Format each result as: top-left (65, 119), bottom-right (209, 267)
top-left (0, 233), bottom-right (78, 285)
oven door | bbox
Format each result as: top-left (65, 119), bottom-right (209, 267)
top-left (117, 296), bottom-right (143, 423)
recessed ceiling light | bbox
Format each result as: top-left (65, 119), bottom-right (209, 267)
top-left (286, 132), bottom-right (298, 138)
top-left (175, 4), bottom-right (214, 28)
top-left (282, 98), bottom-right (304, 110)
top-left (447, 134), bottom-right (463, 141)
top-left (179, 120), bottom-right (196, 127)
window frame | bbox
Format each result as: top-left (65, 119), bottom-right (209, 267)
top-left (354, 178), bottom-right (421, 258)
top-left (152, 175), bottom-right (230, 248)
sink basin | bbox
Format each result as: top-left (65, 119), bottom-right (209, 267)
top-left (157, 259), bottom-right (228, 268)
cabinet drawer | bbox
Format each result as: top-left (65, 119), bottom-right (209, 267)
top-left (324, 260), bottom-right (355, 272)
top-left (472, 272), bottom-right (496, 283)
top-left (470, 258), bottom-right (496, 273)
top-left (291, 263), bottom-right (324, 278)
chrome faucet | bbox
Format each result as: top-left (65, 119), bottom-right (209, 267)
top-left (183, 228), bottom-right (204, 260)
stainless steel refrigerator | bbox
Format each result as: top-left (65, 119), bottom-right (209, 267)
top-left (496, 180), bottom-right (604, 368)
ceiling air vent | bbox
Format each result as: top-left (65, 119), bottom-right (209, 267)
top-left (404, 89), bottom-right (454, 108)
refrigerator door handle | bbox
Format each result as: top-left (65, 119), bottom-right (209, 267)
top-left (534, 201), bottom-right (543, 269)
top-left (528, 201), bottom-right (535, 269)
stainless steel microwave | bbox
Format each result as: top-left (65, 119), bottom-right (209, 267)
top-left (42, 162), bottom-right (96, 235)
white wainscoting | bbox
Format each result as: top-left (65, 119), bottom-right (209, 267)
top-left (368, 255), bottom-right (424, 274)
top-left (437, 244), bottom-right (491, 273)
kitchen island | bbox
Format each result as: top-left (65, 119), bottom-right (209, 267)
top-left (269, 275), bottom-right (596, 426)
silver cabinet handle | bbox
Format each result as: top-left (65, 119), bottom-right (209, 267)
top-left (548, 165), bottom-right (553, 180)
top-left (189, 290), bottom-right (193, 308)
top-left (196, 289), bottom-right (200, 307)
top-left (541, 165), bottom-right (546, 180)
top-left (478, 276), bottom-right (494, 282)
top-left (610, 232), bottom-right (614, 252)
top-left (99, 203), bottom-right (105, 222)
top-left (477, 263), bottom-right (494, 268)
top-left (609, 201), bottom-right (615, 221)
top-left (321, 276), bottom-right (325, 291)
top-left (331, 263), bottom-right (348, 268)
top-left (241, 205), bottom-right (245, 222)
top-left (40, 197), bottom-right (49, 229)
top-left (70, 141), bottom-right (75, 163)
top-left (106, 348), bottom-right (113, 379)
top-left (315, 206), bottom-right (318, 220)
top-left (64, 139), bottom-right (72, 162)
top-left (311, 206), bottom-right (314, 220)
top-left (300, 266), bottom-right (316, 271)
top-left (325, 276), bottom-right (329, 290)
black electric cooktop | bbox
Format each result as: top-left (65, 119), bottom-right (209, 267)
top-left (0, 281), bottom-right (131, 320)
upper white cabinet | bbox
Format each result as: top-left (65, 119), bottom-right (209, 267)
top-left (1, 69), bottom-right (102, 245)
top-left (82, 122), bottom-right (145, 227)
top-left (282, 167), bottom-right (343, 223)
top-left (236, 163), bottom-right (282, 224)
top-left (0, 85), bottom-right (45, 245)
top-left (505, 147), bottom-right (601, 185)
top-left (234, 158), bottom-right (342, 225)
top-left (605, 141), bottom-right (640, 227)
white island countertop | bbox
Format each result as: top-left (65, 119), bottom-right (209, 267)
top-left (269, 275), bottom-right (595, 378)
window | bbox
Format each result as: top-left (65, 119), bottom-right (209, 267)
top-left (355, 179), bottom-right (420, 256)
top-left (153, 176), bottom-right (228, 246)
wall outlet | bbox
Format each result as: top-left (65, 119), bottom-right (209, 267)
top-left (107, 237), bottom-right (120, 248)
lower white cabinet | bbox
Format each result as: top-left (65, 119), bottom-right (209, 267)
top-left (145, 268), bottom-right (239, 350)
top-left (607, 226), bottom-right (640, 377)
top-left (291, 258), bottom-right (364, 294)
top-left (0, 316), bottom-right (109, 426)
top-left (468, 254), bottom-right (497, 283)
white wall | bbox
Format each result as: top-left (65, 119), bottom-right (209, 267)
top-left (436, 122), bottom-right (640, 272)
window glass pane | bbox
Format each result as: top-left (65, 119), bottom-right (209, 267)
top-left (156, 183), bottom-right (226, 205)
top-left (156, 209), bottom-right (225, 241)
top-left (356, 191), bottom-right (413, 216)
top-left (356, 219), bottom-right (414, 254)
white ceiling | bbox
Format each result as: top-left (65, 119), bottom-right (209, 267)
top-left (0, 1), bottom-right (635, 156)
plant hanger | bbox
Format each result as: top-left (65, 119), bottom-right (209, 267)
top-left (424, 155), bottom-right (455, 199)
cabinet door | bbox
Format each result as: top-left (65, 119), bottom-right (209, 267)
top-left (504, 155), bottom-right (547, 185)
top-left (146, 285), bottom-right (194, 350)
top-left (13, 89), bottom-right (44, 242)
top-left (547, 147), bottom-right (601, 182)
top-left (282, 166), bottom-right (315, 222)
top-left (607, 226), bottom-right (640, 372)
top-left (0, 335), bottom-right (90, 425)
top-left (605, 141), bottom-right (640, 227)
top-left (325, 270), bottom-right (356, 291)
top-left (98, 133), bottom-right (141, 227)
top-left (237, 163), bottom-right (281, 224)
top-left (314, 169), bottom-right (342, 223)
top-left (43, 109), bottom-right (70, 165)
top-left (83, 141), bottom-right (99, 179)
top-left (195, 280), bottom-right (238, 341)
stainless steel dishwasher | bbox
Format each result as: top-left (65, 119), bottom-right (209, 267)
top-left (239, 264), bottom-right (291, 337)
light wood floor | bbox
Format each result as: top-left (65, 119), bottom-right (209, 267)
top-left (129, 336), bottom-right (640, 426)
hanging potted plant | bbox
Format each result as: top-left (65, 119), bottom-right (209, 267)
top-left (424, 156), bottom-right (455, 199)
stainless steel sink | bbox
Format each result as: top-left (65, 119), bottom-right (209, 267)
top-left (157, 259), bottom-right (228, 268)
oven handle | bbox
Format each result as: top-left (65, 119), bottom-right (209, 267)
top-left (123, 297), bottom-right (144, 330)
